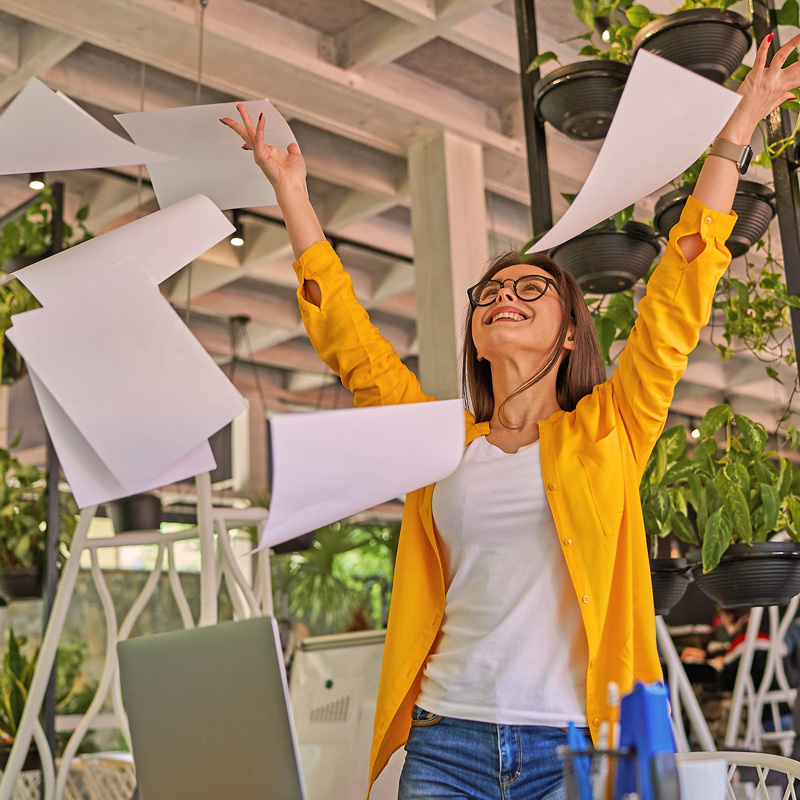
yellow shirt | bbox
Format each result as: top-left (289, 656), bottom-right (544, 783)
top-left (292, 195), bottom-right (736, 795)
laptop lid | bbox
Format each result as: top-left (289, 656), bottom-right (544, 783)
top-left (118, 616), bottom-right (306, 800)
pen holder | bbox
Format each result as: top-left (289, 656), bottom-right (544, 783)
top-left (559, 745), bottom-right (637, 800)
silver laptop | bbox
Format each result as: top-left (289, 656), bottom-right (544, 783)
top-left (118, 616), bottom-right (307, 800)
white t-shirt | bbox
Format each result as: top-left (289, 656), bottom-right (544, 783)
top-left (416, 435), bottom-right (589, 726)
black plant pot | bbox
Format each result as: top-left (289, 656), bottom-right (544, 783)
top-left (688, 541), bottom-right (800, 609)
top-left (632, 9), bottom-right (751, 84)
top-left (108, 493), bottom-right (163, 534)
top-left (533, 60), bottom-right (630, 140)
top-left (650, 557), bottom-right (692, 617)
top-left (0, 740), bottom-right (41, 772)
top-left (271, 532), bottom-right (316, 555)
top-left (0, 566), bottom-right (42, 601)
top-left (548, 221), bottom-right (660, 293)
top-left (654, 181), bottom-right (775, 259)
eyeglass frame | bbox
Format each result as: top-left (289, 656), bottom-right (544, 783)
top-left (467, 274), bottom-right (560, 308)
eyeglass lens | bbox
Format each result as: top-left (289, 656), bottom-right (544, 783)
top-left (471, 276), bottom-right (549, 305)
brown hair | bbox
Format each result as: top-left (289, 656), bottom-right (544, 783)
top-left (461, 249), bottom-right (606, 424)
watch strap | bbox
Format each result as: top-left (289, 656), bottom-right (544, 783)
top-left (709, 138), bottom-right (752, 174)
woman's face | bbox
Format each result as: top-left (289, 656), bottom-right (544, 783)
top-left (470, 263), bottom-right (572, 366)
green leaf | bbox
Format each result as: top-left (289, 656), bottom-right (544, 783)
top-left (594, 316), bottom-right (616, 364)
top-left (669, 510), bottom-right (697, 544)
top-left (693, 437), bottom-right (718, 463)
top-left (642, 504), bottom-right (660, 539)
top-left (715, 472), bottom-right (752, 544)
top-left (526, 52), bottom-right (559, 72)
top-left (766, 365), bottom-right (783, 383)
top-left (758, 483), bottom-right (780, 536)
top-left (653, 438), bottom-right (668, 484)
top-left (699, 404), bottom-right (732, 439)
top-left (572, 0), bottom-right (595, 27)
top-left (777, 0), bottom-right (800, 28)
top-left (649, 484), bottom-right (670, 524)
top-left (625, 4), bottom-right (651, 26)
top-left (778, 457), bottom-right (793, 500)
top-left (662, 461), bottom-right (697, 486)
top-left (733, 414), bottom-right (768, 455)
top-left (659, 424), bottom-right (687, 461)
top-left (724, 461), bottom-right (750, 498)
top-left (75, 205), bottom-right (89, 222)
top-left (702, 509), bottom-right (732, 572)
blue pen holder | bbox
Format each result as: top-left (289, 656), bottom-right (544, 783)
top-left (616, 682), bottom-right (679, 800)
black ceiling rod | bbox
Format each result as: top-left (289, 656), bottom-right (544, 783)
top-left (42, 181), bottom-right (65, 789)
top-left (514, 0), bottom-right (553, 239)
top-left (751, 0), bottom-right (800, 380)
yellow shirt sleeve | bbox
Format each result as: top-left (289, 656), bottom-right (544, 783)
top-left (612, 195), bottom-right (737, 466)
top-left (293, 240), bottom-right (432, 407)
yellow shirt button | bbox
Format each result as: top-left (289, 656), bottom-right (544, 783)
top-left (563, 538), bottom-right (573, 547)
top-left (548, 482), bottom-right (557, 491)
top-left (592, 718), bottom-right (601, 727)
top-left (704, 216), bottom-right (712, 224)
top-left (582, 595), bottom-right (590, 604)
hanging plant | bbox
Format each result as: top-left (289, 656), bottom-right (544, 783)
top-left (0, 187), bottom-right (92, 384)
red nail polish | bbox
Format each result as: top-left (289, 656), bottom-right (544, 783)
top-left (219, 118), bottom-right (225, 123)
top-left (768, 32), bottom-right (775, 43)
top-left (259, 112), bottom-right (264, 122)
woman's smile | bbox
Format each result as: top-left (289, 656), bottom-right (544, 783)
top-left (486, 305), bottom-right (531, 324)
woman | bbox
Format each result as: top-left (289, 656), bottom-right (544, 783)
top-left (223, 34), bottom-right (800, 800)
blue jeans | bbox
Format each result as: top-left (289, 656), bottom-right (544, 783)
top-left (399, 706), bottom-right (579, 800)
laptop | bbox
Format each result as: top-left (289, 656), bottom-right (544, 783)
top-left (118, 616), bottom-right (307, 800)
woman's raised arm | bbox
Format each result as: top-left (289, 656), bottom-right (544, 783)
top-left (680, 32), bottom-right (800, 261)
top-left (220, 104), bottom-right (324, 305)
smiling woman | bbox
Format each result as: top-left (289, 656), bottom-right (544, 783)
top-left (221, 32), bottom-right (800, 800)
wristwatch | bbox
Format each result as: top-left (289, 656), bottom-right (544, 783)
top-left (709, 138), bottom-right (753, 175)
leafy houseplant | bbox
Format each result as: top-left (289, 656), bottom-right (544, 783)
top-left (0, 442), bottom-right (78, 600)
top-left (642, 404), bottom-right (800, 608)
top-left (0, 186), bottom-right (91, 384)
top-left (0, 628), bottom-right (86, 769)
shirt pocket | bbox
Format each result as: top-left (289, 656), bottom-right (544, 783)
top-left (577, 430), bottom-right (624, 537)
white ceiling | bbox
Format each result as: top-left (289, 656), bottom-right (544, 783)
top-left (0, 0), bottom-right (796, 490)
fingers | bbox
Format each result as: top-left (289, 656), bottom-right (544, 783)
top-left (288, 142), bottom-right (301, 155)
top-left (769, 32), bottom-right (800, 71)
top-left (752, 33), bottom-right (772, 72)
top-left (236, 102), bottom-right (257, 139)
top-left (256, 111), bottom-right (265, 145)
top-left (220, 117), bottom-right (248, 141)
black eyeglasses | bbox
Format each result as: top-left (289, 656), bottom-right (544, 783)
top-left (467, 275), bottom-right (559, 307)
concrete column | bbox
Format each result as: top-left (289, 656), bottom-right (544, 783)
top-left (409, 131), bottom-right (488, 399)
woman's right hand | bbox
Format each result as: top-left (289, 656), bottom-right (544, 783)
top-left (220, 103), bottom-right (306, 195)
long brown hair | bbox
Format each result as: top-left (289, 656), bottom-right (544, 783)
top-left (461, 250), bottom-right (605, 424)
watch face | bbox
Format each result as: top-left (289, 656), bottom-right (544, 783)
top-left (739, 146), bottom-right (753, 175)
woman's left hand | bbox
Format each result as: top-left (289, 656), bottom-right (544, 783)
top-left (729, 32), bottom-right (800, 137)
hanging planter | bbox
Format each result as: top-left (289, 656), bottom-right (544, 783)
top-left (632, 9), bottom-right (751, 85)
top-left (548, 220), bottom-right (660, 294)
top-left (654, 181), bottom-right (775, 259)
top-left (0, 566), bottom-right (42, 602)
top-left (650, 558), bottom-right (692, 617)
top-left (0, 740), bottom-right (40, 772)
top-left (533, 61), bottom-right (630, 141)
top-left (108, 493), bottom-right (163, 534)
top-left (688, 542), bottom-right (800, 609)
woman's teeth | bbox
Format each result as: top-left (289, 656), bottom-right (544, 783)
top-left (491, 311), bottom-right (525, 322)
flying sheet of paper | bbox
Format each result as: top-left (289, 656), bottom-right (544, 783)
top-left (10, 194), bottom-right (232, 303)
top-left (0, 78), bottom-right (174, 175)
top-left (27, 367), bottom-right (216, 509)
top-left (257, 399), bottom-right (465, 551)
top-left (528, 50), bottom-right (743, 253)
top-left (116, 99), bottom-right (299, 210)
top-left (8, 258), bottom-right (247, 507)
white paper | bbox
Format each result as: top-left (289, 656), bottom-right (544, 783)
top-left (116, 99), bottom-right (299, 210)
top-left (0, 78), bottom-right (174, 175)
top-left (10, 194), bottom-right (232, 303)
top-left (257, 399), bottom-right (465, 551)
top-left (676, 759), bottom-right (728, 800)
top-left (28, 368), bottom-right (216, 508)
top-left (528, 50), bottom-right (742, 253)
top-left (8, 258), bottom-right (247, 507)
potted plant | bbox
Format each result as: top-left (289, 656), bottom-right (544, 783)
top-left (640, 424), bottom-right (698, 615)
top-left (107, 493), bottom-right (163, 534)
top-left (0, 628), bottom-right (87, 770)
top-left (548, 208), bottom-right (661, 294)
top-left (666, 404), bottom-right (800, 608)
top-left (0, 441), bottom-right (78, 601)
top-left (0, 185), bottom-right (91, 384)
top-left (632, 5), bottom-right (751, 84)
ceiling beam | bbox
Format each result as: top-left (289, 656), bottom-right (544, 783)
top-left (0, 22), bottom-right (82, 105)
